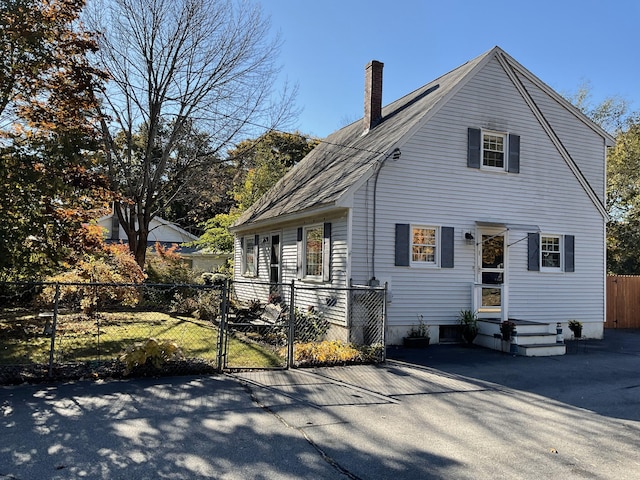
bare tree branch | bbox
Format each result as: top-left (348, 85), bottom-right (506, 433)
top-left (86, 0), bottom-right (297, 266)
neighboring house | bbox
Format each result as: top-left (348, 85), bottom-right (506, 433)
top-left (230, 46), bottom-right (613, 354)
top-left (97, 212), bottom-right (229, 272)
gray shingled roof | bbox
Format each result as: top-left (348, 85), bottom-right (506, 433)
top-left (232, 48), bottom-right (492, 230)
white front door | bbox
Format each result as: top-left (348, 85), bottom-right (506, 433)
top-left (476, 228), bottom-right (507, 319)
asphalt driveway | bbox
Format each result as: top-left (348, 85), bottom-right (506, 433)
top-left (1, 330), bottom-right (639, 479)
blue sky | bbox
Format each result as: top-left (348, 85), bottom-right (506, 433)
top-left (261, 0), bottom-right (639, 138)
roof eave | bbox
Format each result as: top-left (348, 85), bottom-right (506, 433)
top-left (497, 49), bottom-right (615, 146)
top-left (230, 203), bottom-right (346, 234)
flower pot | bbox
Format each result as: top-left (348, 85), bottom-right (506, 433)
top-left (403, 337), bottom-right (430, 348)
top-left (462, 327), bottom-right (478, 345)
top-left (571, 327), bottom-right (582, 338)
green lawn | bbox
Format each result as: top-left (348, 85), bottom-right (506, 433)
top-left (0, 310), bottom-right (284, 369)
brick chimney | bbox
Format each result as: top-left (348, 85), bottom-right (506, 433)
top-left (364, 60), bottom-right (383, 133)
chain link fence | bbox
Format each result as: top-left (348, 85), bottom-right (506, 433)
top-left (0, 280), bottom-right (386, 383)
top-left (0, 282), bottom-right (222, 384)
top-left (225, 280), bottom-right (386, 369)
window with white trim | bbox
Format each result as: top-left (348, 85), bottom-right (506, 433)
top-left (243, 235), bottom-right (256, 276)
top-left (482, 131), bottom-right (506, 170)
top-left (411, 226), bottom-right (438, 266)
top-left (468, 128), bottom-right (520, 173)
top-left (396, 224), bottom-right (454, 268)
top-left (304, 225), bottom-right (323, 279)
top-left (541, 235), bottom-right (562, 271)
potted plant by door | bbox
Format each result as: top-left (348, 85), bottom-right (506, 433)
top-left (568, 320), bottom-right (583, 338)
top-left (500, 320), bottom-right (516, 342)
top-left (403, 315), bottom-right (430, 348)
top-left (459, 310), bottom-right (478, 345)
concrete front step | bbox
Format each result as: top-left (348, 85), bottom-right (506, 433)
top-left (517, 343), bottom-right (566, 356)
top-left (515, 332), bottom-right (558, 345)
top-left (476, 319), bottom-right (566, 356)
top-left (477, 318), bottom-right (558, 335)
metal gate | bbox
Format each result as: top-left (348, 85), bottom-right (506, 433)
top-left (220, 280), bottom-right (386, 370)
top-left (219, 300), bottom-right (290, 370)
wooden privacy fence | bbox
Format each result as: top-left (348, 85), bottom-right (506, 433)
top-left (607, 275), bottom-right (640, 329)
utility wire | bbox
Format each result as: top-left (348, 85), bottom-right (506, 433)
top-left (201, 110), bottom-right (388, 156)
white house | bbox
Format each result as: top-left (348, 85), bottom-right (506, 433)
top-left (230, 47), bottom-right (613, 355)
top-left (97, 212), bottom-right (229, 272)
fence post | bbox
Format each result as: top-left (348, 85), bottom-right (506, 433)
top-left (217, 279), bottom-right (229, 371)
top-left (287, 280), bottom-right (295, 369)
top-left (48, 283), bottom-right (60, 378)
top-left (382, 283), bottom-right (388, 362)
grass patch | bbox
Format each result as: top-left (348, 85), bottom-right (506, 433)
top-left (224, 332), bottom-right (286, 368)
top-left (0, 310), bottom-right (282, 369)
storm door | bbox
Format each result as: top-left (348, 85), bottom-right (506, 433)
top-left (477, 229), bottom-right (506, 318)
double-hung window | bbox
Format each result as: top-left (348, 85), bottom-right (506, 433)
top-left (395, 224), bottom-right (454, 268)
top-left (482, 132), bottom-right (506, 169)
top-left (243, 235), bottom-right (257, 276)
top-left (304, 225), bottom-right (323, 279)
top-left (468, 128), bottom-right (520, 173)
top-left (297, 223), bottom-right (331, 282)
top-left (411, 226), bottom-right (438, 266)
top-left (541, 235), bottom-right (561, 270)
top-left (528, 232), bottom-right (574, 272)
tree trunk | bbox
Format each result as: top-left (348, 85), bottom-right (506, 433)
top-left (114, 203), bottom-right (149, 269)
top-left (134, 229), bottom-right (148, 269)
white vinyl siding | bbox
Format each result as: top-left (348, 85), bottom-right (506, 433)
top-left (233, 213), bottom-right (349, 329)
top-left (518, 74), bottom-right (606, 203)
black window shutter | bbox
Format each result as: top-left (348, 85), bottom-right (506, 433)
top-left (395, 224), bottom-right (410, 266)
top-left (441, 227), bottom-right (454, 268)
top-left (468, 128), bottom-right (481, 169)
top-left (322, 223), bottom-right (332, 282)
top-left (528, 233), bottom-right (540, 271)
top-left (296, 227), bottom-right (303, 279)
top-left (508, 134), bottom-right (520, 173)
top-left (564, 235), bottom-right (575, 272)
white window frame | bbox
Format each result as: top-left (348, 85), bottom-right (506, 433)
top-left (410, 225), bottom-right (439, 267)
top-left (481, 130), bottom-right (507, 172)
top-left (303, 224), bottom-right (324, 280)
top-left (242, 235), bottom-right (256, 277)
top-left (540, 234), bottom-right (562, 272)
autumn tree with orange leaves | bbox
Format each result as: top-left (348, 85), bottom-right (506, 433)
top-left (0, 0), bottom-right (111, 280)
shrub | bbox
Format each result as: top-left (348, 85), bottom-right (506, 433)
top-left (119, 338), bottom-right (184, 374)
top-left (37, 244), bottom-right (145, 313)
top-left (193, 290), bottom-right (222, 320)
top-left (288, 340), bottom-right (364, 366)
top-left (294, 307), bottom-right (329, 342)
top-left (170, 289), bottom-right (221, 320)
top-left (145, 242), bottom-right (199, 284)
top-left (201, 272), bottom-right (227, 285)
